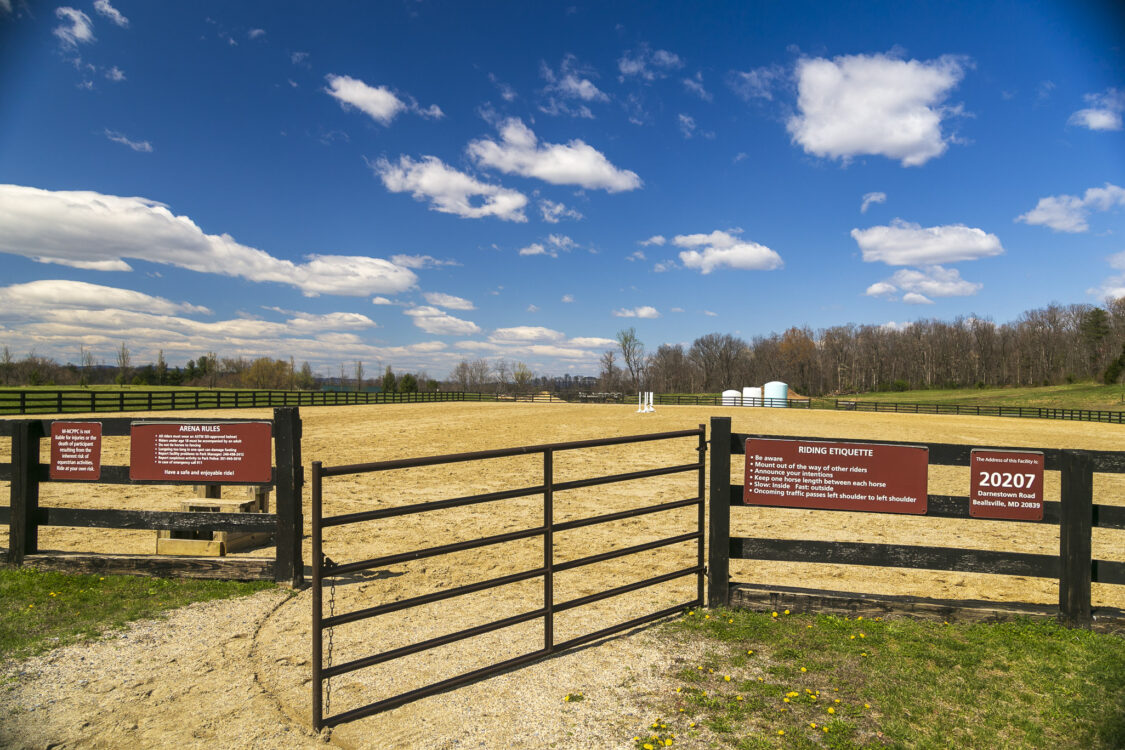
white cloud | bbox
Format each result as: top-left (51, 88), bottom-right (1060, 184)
top-left (547, 233), bottom-right (576, 250)
top-left (618, 45), bottom-right (683, 81)
top-left (1087, 251), bottom-right (1125, 301)
top-left (787, 53), bottom-right (968, 166)
top-left (627, 250), bottom-right (646, 261)
top-left (861, 191), bottom-right (886, 213)
top-left (291, 51), bottom-right (309, 66)
top-left (519, 243), bottom-right (552, 257)
top-left (538, 199), bottom-right (583, 223)
top-left (866, 265), bottom-right (981, 300)
top-left (727, 65), bottom-right (785, 101)
top-left (613, 306), bottom-right (660, 318)
top-left (372, 296), bottom-right (395, 305)
top-left (54, 7), bottom-right (94, 48)
top-left (93, 0), bottom-right (128, 27)
top-left (0, 185), bottom-right (418, 297)
top-left (490, 326), bottom-right (565, 343)
top-left (639, 235), bottom-right (666, 246)
top-left (468, 118), bottom-right (641, 192)
top-left (489, 73), bottom-right (517, 102)
top-left (391, 254), bottom-right (461, 269)
top-left (561, 294), bottom-right (574, 303)
top-left (105, 66), bottom-right (125, 82)
top-left (374, 155), bottom-right (528, 222)
top-left (1068, 89), bottom-right (1124, 131)
top-left (704, 310), bottom-right (718, 317)
top-left (0, 280), bottom-right (208, 316)
top-left (1016, 183), bottom-right (1125, 233)
top-left (423, 292), bottom-right (475, 310)
top-left (678, 113), bottom-right (697, 138)
top-left (568, 336), bottom-right (615, 348)
top-left (248, 28), bottom-right (266, 40)
top-left (851, 219), bottom-right (1003, 265)
top-left (104, 129), bottom-right (152, 152)
top-left (683, 72), bottom-right (711, 101)
top-left (264, 308), bottom-right (376, 332)
top-left (674, 229), bottom-right (783, 274)
top-left (526, 304), bottom-right (539, 312)
top-left (324, 74), bottom-right (443, 126)
top-left (902, 292), bottom-right (933, 305)
top-left (539, 55), bottom-right (608, 118)
top-left (403, 306), bottom-right (481, 335)
top-left (653, 260), bottom-right (677, 272)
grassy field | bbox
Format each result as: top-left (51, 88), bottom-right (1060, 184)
top-left (0, 568), bottom-right (276, 660)
top-left (631, 607), bottom-right (1125, 750)
top-left (840, 382), bottom-right (1125, 410)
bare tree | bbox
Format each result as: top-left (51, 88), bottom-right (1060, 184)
top-left (1, 345), bottom-right (12, 386)
top-left (616, 327), bottom-right (645, 391)
top-left (513, 362), bottom-right (534, 392)
top-left (598, 350), bottom-right (620, 391)
top-left (354, 360), bottom-right (364, 392)
top-left (116, 342), bottom-right (132, 385)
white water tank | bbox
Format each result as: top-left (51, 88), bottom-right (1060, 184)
top-left (721, 389), bottom-right (742, 406)
top-left (763, 381), bottom-right (788, 407)
top-left (743, 386), bottom-right (762, 407)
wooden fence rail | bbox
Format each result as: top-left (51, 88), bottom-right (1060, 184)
top-left (1, 408), bottom-right (303, 584)
top-left (707, 416), bottom-right (1125, 629)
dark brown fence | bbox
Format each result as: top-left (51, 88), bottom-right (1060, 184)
top-left (310, 426), bottom-right (706, 730)
top-left (0, 407), bottom-right (303, 584)
top-left (707, 417), bottom-right (1125, 629)
top-left (835, 398), bottom-right (1125, 424)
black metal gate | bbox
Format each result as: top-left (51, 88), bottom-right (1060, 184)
top-left (310, 426), bottom-right (706, 729)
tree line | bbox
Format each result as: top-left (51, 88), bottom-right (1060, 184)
top-left (603, 300), bottom-right (1125, 396)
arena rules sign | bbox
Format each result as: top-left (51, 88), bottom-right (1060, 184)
top-left (969, 450), bottom-right (1045, 520)
top-left (745, 438), bottom-right (929, 514)
top-left (130, 422), bottom-right (272, 482)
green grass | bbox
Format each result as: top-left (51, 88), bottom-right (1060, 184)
top-left (0, 568), bottom-right (276, 660)
top-left (629, 608), bottom-right (1125, 750)
top-left (840, 382), bottom-right (1124, 410)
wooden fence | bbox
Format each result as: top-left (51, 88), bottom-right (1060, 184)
top-left (835, 398), bottom-right (1125, 424)
top-left (0, 407), bottom-right (303, 584)
top-left (706, 416), bottom-right (1125, 629)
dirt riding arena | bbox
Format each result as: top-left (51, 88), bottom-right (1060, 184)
top-left (2, 402), bottom-right (1123, 749)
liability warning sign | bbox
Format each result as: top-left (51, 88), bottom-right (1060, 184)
top-left (970, 450), bottom-right (1045, 520)
top-left (49, 422), bottom-right (102, 480)
top-left (744, 438), bottom-right (929, 514)
top-left (130, 422), bottom-right (272, 482)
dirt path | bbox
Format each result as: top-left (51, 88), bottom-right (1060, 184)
top-left (1, 403), bottom-right (1122, 748)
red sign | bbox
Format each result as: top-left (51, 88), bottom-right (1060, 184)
top-left (745, 438), bottom-right (929, 514)
top-left (130, 422), bottom-right (272, 482)
top-left (50, 422), bottom-right (102, 480)
top-left (970, 450), bottom-right (1045, 520)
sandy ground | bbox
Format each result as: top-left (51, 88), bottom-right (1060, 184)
top-left (1, 402), bottom-right (1123, 749)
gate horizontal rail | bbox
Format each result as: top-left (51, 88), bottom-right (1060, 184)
top-left (311, 426), bottom-right (706, 730)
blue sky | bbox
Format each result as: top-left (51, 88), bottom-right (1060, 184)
top-left (0, 1), bottom-right (1122, 379)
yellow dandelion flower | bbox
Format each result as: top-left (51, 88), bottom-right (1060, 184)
top-left (704, 614), bottom-right (710, 619)
top-left (823, 726), bottom-right (829, 732)
top-left (800, 667), bottom-right (807, 672)
top-left (747, 649), bottom-right (754, 655)
top-left (687, 610), bottom-right (694, 616)
top-left (807, 624), bottom-right (813, 629)
top-left (860, 633), bottom-right (866, 638)
top-left (857, 616), bottom-right (863, 621)
top-left (697, 666), bottom-right (703, 671)
top-left (736, 696), bottom-right (743, 701)
top-left (563, 695), bottom-right (570, 702)
top-left (783, 698), bottom-right (790, 703)
top-left (758, 677), bottom-right (764, 682)
top-left (784, 609), bottom-right (790, 615)
top-left (644, 744), bottom-right (654, 750)
top-left (723, 675), bottom-right (730, 682)
top-left (834, 699), bottom-right (841, 704)
top-left (689, 722), bottom-right (696, 728)
top-left (679, 708), bottom-right (685, 713)
top-left (778, 730), bottom-right (785, 736)
top-left (850, 635), bottom-right (856, 640)
top-left (810, 722), bottom-right (817, 728)
top-left (708, 668), bottom-right (714, 674)
top-left (827, 707), bottom-right (835, 715)
top-left (787, 691), bottom-right (799, 697)
top-left (728, 618), bottom-right (734, 624)
top-left (771, 611), bottom-right (778, 618)
top-left (864, 703), bottom-right (871, 709)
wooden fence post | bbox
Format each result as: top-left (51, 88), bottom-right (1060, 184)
top-left (273, 407), bottom-right (304, 586)
top-left (1059, 450), bottom-right (1094, 628)
top-left (708, 416), bottom-right (732, 608)
top-left (8, 420), bottom-right (43, 565)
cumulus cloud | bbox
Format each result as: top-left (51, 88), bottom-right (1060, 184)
top-left (105, 66), bottom-right (125, 82)
top-left (674, 229), bottom-right (783, 274)
top-left (490, 326), bottom-right (565, 343)
top-left (902, 292), bottom-right (933, 305)
top-left (423, 292), bottom-right (475, 310)
top-left (787, 53), bottom-right (968, 166)
top-left (403, 306), bottom-right (481, 335)
top-left (391, 254), bottom-right (461, 269)
top-left (1016, 183), bottom-right (1125, 233)
top-left (683, 72), bottom-right (711, 100)
top-left (618, 45), bottom-right (683, 81)
top-left (468, 118), bottom-right (641, 192)
top-left (540, 55), bottom-right (608, 118)
top-left (851, 219), bottom-right (1003, 265)
top-left (519, 243), bottom-right (552, 257)
top-left (627, 250), bottom-right (646, 261)
top-left (613, 306), bottom-right (660, 318)
top-left (54, 7), bottom-right (94, 48)
top-left (0, 185), bottom-right (418, 297)
top-left (373, 155), bottom-right (528, 222)
top-left (639, 235), bottom-right (666, 246)
top-left (248, 28), bottom-right (266, 40)
top-left (1089, 251), bottom-right (1125, 300)
top-left (324, 74), bottom-right (443, 125)
top-left (561, 294), bottom-right (574, 303)
top-left (538, 199), bottom-right (583, 223)
top-left (104, 129), bottom-right (152, 152)
top-left (860, 191), bottom-right (886, 213)
top-left (0, 280), bottom-right (208, 316)
top-left (1068, 89), bottom-right (1124, 131)
top-left (865, 265), bottom-right (981, 301)
top-left (93, 0), bottom-right (128, 27)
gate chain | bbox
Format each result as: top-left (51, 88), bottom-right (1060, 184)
top-left (324, 555), bottom-right (337, 718)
